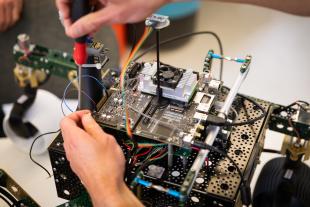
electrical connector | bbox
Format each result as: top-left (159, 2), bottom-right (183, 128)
top-left (206, 114), bottom-right (227, 126)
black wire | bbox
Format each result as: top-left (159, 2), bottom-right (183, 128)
top-left (282, 101), bottom-right (309, 111)
top-left (263, 149), bottom-right (281, 154)
top-left (133, 31), bottom-right (224, 81)
top-left (0, 193), bottom-right (12, 206)
top-left (0, 187), bottom-right (18, 206)
top-left (29, 129), bottom-right (61, 178)
top-left (295, 100), bottom-right (309, 106)
top-left (212, 86), bottom-right (267, 127)
top-left (230, 93), bottom-right (267, 126)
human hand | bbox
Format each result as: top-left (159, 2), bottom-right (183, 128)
top-left (0, 0), bottom-right (23, 32)
top-left (56, 0), bottom-right (170, 38)
top-left (60, 110), bottom-right (129, 206)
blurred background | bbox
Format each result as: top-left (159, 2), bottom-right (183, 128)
top-left (0, 1), bottom-right (309, 206)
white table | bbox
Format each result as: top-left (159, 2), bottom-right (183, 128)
top-left (0, 138), bottom-right (66, 206)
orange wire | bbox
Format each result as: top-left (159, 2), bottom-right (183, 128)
top-left (120, 27), bottom-right (152, 138)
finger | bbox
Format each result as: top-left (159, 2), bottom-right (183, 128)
top-left (66, 110), bottom-right (91, 123)
top-left (0, 1), bottom-right (8, 31)
top-left (81, 112), bottom-right (107, 139)
top-left (5, 0), bottom-right (14, 28)
top-left (63, 140), bottom-right (72, 161)
top-left (60, 116), bottom-right (91, 147)
top-left (56, 0), bottom-right (72, 28)
top-left (56, 0), bottom-right (71, 19)
top-left (65, 6), bottom-right (115, 38)
top-left (0, 6), bottom-right (4, 31)
top-left (10, 0), bottom-right (21, 26)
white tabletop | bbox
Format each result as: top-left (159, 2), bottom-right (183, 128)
top-left (0, 138), bottom-right (66, 206)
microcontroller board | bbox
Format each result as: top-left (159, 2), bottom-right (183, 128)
top-left (49, 58), bottom-right (272, 207)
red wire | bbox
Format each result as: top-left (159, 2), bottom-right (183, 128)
top-left (192, 147), bottom-right (200, 151)
top-left (205, 157), bottom-right (209, 168)
top-left (135, 147), bottom-right (152, 158)
top-left (192, 147), bottom-right (209, 166)
top-left (133, 147), bottom-right (152, 165)
top-left (150, 149), bottom-right (167, 160)
top-left (123, 143), bottom-right (132, 150)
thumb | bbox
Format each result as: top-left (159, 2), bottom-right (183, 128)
top-left (81, 113), bottom-right (106, 139)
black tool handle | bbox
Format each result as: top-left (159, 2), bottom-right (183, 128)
top-left (71, 0), bottom-right (90, 43)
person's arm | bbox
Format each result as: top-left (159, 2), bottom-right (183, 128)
top-left (0, 0), bottom-right (23, 32)
top-left (56, 0), bottom-right (170, 38)
top-left (60, 110), bottom-right (143, 207)
top-left (57, 0), bottom-right (310, 39)
top-left (219, 0), bottom-right (310, 16)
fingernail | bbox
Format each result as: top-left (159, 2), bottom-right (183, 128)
top-left (83, 113), bottom-right (92, 122)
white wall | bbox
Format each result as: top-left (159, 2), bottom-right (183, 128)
top-left (142, 1), bottom-right (310, 105)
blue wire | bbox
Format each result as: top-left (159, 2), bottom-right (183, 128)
top-left (62, 75), bottom-right (106, 113)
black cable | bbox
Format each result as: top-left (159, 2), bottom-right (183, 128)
top-left (282, 101), bottom-right (309, 111)
top-left (133, 31), bottom-right (224, 81)
top-left (231, 93), bottom-right (267, 126)
top-left (263, 149), bottom-right (281, 154)
top-left (295, 100), bottom-right (309, 106)
top-left (29, 129), bottom-right (61, 177)
top-left (207, 86), bottom-right (267, 127)
top-left (0, 193), bottom-right (12, 206)
top-left (0, 187), bottom-right (18, 206)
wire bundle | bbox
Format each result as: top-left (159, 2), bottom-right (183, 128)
top-left (124, 140), bottom-right (168, 165)
top-left (120, 27), bottom-right (153, 137)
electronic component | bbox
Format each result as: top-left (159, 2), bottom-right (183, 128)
top-left (145, 14), bottom-right (170, 29)
top-left (138, 62), bottom-right (198, 103)
top-left (49, 55), bottom-right (271, 206)
top-left (269, 103), bottom-right (310, 139)
top-left (152, 64), bottom-right (184, 89)
top-left (147, 165), bottom-right (165, 179)
top-left (127, 62), bottom-right (142, 78)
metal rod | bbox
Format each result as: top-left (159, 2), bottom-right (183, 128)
top-left (168, 144), bottom-right (173, 168)
top-left (78, 65), bottom-right (82, 109)
top-left (180, 59), bottom-right (251, 197)
top-left (156, 30), bottom-right (161, 99)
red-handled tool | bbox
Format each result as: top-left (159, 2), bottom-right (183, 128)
top-left (71, 0), bottom-right (90, 65)
top-left (70, 0), bottom-right (92, 109)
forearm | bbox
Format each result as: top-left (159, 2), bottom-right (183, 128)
top-left (88, 182), bottom-right (144, 207)
top-left (216, 0), bottom-right (310, 16)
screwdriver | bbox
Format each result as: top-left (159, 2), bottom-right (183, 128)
top-left (71, 0), bottom-right (90, 108)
